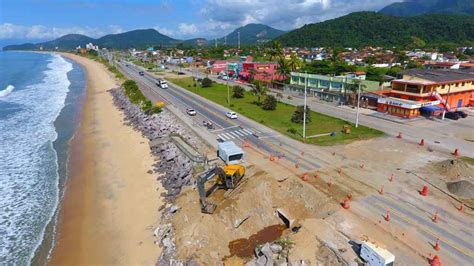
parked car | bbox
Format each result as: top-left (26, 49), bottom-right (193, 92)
top-left (445, 112), bottom-right (460, 120)
top-left (454, 111), bottom-right (468, 118)
top-left (138, 71), bottom-right (144, 76)
top-left (186, 108), bottom-right (197, 116)
top-left (226, 111), bottom-right (238, 119)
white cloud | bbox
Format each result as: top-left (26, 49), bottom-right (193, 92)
top-left (178, 23), bottom-right (198, 35)
top-left (0, 23), bottom-right (124, 40)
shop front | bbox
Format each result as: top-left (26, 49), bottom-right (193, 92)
top-left (377, 97), bottom-right (440, 118)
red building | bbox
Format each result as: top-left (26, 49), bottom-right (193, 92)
top-left (238, 62), bottom-right (285, 83)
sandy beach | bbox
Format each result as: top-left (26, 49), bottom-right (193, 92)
top-left (49, 53), bottom-right (162, 265)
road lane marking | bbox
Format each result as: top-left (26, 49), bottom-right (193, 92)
top-left (242, 129), bottom-right (253, 134)
top-left (211, 125), bottom-right (239, 132)
top-left (234, 130), bottom-right (246, 137)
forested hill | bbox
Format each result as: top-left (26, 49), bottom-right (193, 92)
top-left (276, 12), bottom-right (474, 48)
top-left (379, 0), bottom-right (474, 17)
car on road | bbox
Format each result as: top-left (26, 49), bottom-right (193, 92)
top-left (445, 112), bottom-right (460, 120)
top-left (186, 108), bottom-right (197, 116)
top-left (454, 110), bottom-right (468, 118)
top-left (226, 111), bottom-right (238, 119)
top-left (139, 71), bottom-right (144, 76)
top-left (156, 79), bottom-right (168, 89)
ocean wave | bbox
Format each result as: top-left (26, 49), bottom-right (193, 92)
top-left (0, 85), bottom-right (14, 97)
top-left (0, 53), bottom-right (73, 264)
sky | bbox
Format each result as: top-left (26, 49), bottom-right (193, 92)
top-left (0, 0), bottom-right (400, 45)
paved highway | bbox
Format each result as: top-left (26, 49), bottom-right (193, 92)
top-left (118, 62), bottom-right (324, 171)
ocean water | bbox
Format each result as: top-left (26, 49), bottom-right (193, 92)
top-left (0, 51), bottom-right (85, 264)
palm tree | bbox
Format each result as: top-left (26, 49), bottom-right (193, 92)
top-left (276, 57), bottom-right (290, 81)
top-left (287, 53), bottom-right (302, 72)
top-left (266, 40), bottom-right (283, 62)
top-left (251, 80), bottom-right (268, 104)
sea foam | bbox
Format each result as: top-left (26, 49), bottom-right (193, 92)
top-left (0, 53), bottom-right (72, 264)
top-left (0, 85), bottom-right (14, 97)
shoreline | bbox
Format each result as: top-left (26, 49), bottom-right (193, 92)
top-left (48, 53), bottom-right (162, 265)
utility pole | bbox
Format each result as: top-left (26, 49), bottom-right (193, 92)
top-left (238, 31), bottom-right (240, 50)
top-left (227, 78), bottom-right (230, 104)
top-left (303, 72), bottom-right (308, 139)
top-left (215, 38), bottom-right (217, 48)
top-left (441, 84), bottom-right (451, 120)
top-left (355, 82), bottom-right (361, 128)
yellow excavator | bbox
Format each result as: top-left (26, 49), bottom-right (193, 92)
top-left (197, 164), bottom-right (245, 214)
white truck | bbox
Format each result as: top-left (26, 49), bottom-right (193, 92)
top-left (217, 141), bottom-right (244, 164)
top-left (360, 240), bottom-right (395, 266)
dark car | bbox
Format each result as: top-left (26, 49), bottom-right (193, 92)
top-left (454, 111), bottom-right (468, 118)
top-left (139, 71), bottom-right (144, 76)
top-left (445, 112), bottom-right (460, 120)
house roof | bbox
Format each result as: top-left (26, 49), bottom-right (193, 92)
top-left (402, 69), bottom-right (474, 83)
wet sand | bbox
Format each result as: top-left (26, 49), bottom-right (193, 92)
top-left (49, 53), bottom-right (162, 265)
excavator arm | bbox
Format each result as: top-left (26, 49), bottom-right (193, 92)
top-left (197, 166), bottom-right (225, 214)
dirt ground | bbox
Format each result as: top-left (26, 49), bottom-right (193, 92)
top-left (169, 135), bottom-right (474, 265)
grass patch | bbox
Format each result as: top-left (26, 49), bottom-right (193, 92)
top-left (461, 156), bottom-right (474, 165)
top-left (132, 59), bottom-right (156, 70)
top-left (168, 77), bottom-right (384, 146)
top-left (78, 52), bottom-right (125, 80)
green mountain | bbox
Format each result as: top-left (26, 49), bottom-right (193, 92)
top-left (219, 23), bottom-right (285, 45)
top-left (3, 29), bottom-right (179, 50)
top-left (379, 0), bottom-right (474, 17)
top-left (276, 12), bottom-right (474, 48)
top-left (3, 34), bottom-right (95, 50)
top-left (97, 29), bottom-right (178, 49)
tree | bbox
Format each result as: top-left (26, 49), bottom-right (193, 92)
top-left (232, 86), bottom-right (245, 98)
top-left (276, 57), bottom-right (290, 81)
top-left (250, 80), bottom-right (268, 104)
top-left (291, 105), bottom-right (311, 124)
top-left (262, 95), bottom-right (277, 110)
top-left (287, 53), bottom-right (303, 72)
top-left (201, 77), bottom-right (212, 87)
top-left (266, 40), bottom-right (283, 61)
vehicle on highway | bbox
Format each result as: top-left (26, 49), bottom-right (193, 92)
top-left (156, 79), bottom-right (168, 89)
top-left (445, 112), bottom-right (460, 120)
top-left (186, 108), bottom-right (197, 116)
top-left (202, 120), bottom-right (214, 129)
top-left (454, 110), bottom-right (468, 118)
top-left (226, 111), bottom-right (238, 119)
top-left (139, 71), bottom-right (144, 76)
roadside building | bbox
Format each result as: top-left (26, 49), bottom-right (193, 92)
top-left (289, 72), bottom-right (380, 103)
top-left (378, 69), bottom-right (474, 118)
top-left (209, 60), bottom-right (230, 74)
top-left (239, 62), bottom-right (285, 83)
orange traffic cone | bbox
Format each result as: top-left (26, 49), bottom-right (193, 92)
top-left (434, 239), bottom-right (440, 251)
top-left (302, 173), bottom-right (309, 181)
top-left (420, 185), bottom-right (428, 196)
top-left (384, 211), bottom-right (390, 221)
top-left (430, 255), bottom-right (441, 266)
top-left (397, 132), bottom-right (403, 139)
top-left (342, 198), bottom-right (350, 209)
top-left (458, 203), bottom-right (464, 212)
top-left (419, 139), bottom-right (425, 146)
top-left (379, 185), bottom-right (384, 195)
top-left (453, 148), bottom-right (459, 157)
top-left (432, 211), bottom-right (439, 223)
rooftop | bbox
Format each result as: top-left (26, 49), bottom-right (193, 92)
top-left (402, 69), bottom-right (474, 83)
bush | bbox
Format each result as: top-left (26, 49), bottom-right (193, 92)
top-left (261, 95), bottom-right (277, 110)
top-left (122, 80), bottom-right (152, 111)
top-left (232, 86), bottom-right (245, 98)
top-left (201, 77), bottom-right (212, 87)
top-left (287, 127), bottom-right (297, 134)
top-left (291, 105), bottom-right (311, 124)
top-left (148, 106), bottom-right (163, 114)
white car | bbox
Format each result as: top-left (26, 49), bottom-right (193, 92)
top-left (186, 108), bottom-right (197, 116)
top-left (226, 111), bottom-right (238, 119)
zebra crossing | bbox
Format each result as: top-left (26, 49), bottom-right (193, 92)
top-left (217, 128), bottom-right (258, 141)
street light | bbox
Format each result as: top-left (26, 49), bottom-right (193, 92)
top-left (227, 78), bottom-right (230, 104)
top-left (355, 82), bottom-right (361, 128)
top-left (303, 72), bottom-right (308, 139)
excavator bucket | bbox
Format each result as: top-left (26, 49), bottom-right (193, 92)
top-left (201, 201), bottom-right (217, 214)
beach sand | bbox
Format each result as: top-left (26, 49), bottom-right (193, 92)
top-left (49, 53), bottom-right (162, 265)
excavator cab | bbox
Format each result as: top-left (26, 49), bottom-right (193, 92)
top-left (197, 164), bottom-right (245, 214)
